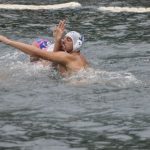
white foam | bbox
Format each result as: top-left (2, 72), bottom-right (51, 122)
top-left (64, 68), bottom-right (141, 87)
top-left (0, 2), bottom-right (81, 10)
top-left (98, 6), bottom-right (150, 13)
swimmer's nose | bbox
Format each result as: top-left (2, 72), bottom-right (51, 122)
top-left (61, 39), bottom-right (65, 45)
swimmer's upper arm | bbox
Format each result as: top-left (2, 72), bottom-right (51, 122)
top-left (36, 51), bottom-right (76, 65)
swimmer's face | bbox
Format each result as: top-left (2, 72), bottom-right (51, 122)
top-left (61, 36), bottom-right (73, 53)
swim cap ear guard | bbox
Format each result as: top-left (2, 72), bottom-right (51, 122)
top-left (74, 34), bottom-right (84, 50)
top-left (65, 31), bottom-right (84, 50)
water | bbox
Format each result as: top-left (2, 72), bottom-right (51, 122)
top-left (0, 0), bottom-right (150, 150)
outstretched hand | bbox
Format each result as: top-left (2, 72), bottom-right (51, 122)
top-left (0, 35), bottom-right (9, 44)
top-left (53, 20), bottom-right (66, 41)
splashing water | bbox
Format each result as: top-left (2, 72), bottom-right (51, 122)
top-left (63, 68), bottom-right (141, 87)
top-left (0, 50), bottom-right (142, 87)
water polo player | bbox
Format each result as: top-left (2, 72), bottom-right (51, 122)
top-left (0, 20), bottom-right (89, 76)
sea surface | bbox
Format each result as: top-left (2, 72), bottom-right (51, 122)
top-left (0, 0), bottom-right (150, 150)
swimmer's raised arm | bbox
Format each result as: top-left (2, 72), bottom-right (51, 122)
top-left (0, 35), bottom-right (41, 56)
top-left (0, 35), bottom-right (75, 65)
top-left (53, 20), bottom-right (66, 52)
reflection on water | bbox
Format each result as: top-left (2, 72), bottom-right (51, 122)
top-left (0, 0), bottom-right (150, 150)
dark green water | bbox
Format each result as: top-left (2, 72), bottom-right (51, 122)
top-left (0, 0), bottom-right (150, 150)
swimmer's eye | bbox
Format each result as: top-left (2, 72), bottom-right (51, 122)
top-left (66, 37), bottom-right (72, 42)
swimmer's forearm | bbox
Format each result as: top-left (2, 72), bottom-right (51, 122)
top-left (53, 38), bottom-right (62, 52)
top-left (0, 36), bottom-right (41, 56)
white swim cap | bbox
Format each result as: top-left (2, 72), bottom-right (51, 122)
top-left (65, 31), bottom-right (84, 50)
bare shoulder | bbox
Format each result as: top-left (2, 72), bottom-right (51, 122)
top-left (79, 53), bottom-right (89, 65)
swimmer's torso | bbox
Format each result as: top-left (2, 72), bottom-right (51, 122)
top-left (31, 38), bottom-right (89, 76)
top-left (56, 52), bottom-right (89, 77)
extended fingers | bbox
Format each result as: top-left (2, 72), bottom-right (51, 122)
top-left (61, 20), bottom-right (66, 30)
top-left (58, 20), bottom-right (66, 30)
